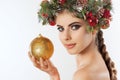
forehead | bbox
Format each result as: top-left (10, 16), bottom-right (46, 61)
top-left (56, 10), bottom-right (85, 26)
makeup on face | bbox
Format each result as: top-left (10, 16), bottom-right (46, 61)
top-left (57, 22), bottom-right (82, 32)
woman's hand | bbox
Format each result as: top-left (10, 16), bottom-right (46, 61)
top-left (28, 52), bottom-right (60, 80)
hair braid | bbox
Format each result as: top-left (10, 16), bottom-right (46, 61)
top-left (96, 30), bottom-right (117, 80)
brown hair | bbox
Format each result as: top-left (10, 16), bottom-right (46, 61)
top-left (96, 30), bottom-right (117, 80)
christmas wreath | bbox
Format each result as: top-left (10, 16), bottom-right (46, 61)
top-left (38, 0), bottom-right (112, 32)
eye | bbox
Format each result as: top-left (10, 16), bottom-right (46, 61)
top-left (57, 27), bottom-right (64, 32)
top-left (71, 25), bottom-right (81, 30)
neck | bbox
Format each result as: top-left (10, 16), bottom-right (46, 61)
top-left (75, 38), bottom-right (102, 69)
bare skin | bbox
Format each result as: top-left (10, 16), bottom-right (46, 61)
top-left (28, 10), bottom-right (110, 80)
top-left (28, 52), bottom-right (60, 80)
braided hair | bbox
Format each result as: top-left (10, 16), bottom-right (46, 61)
top-left (96, 30), bottom-right (117, 80)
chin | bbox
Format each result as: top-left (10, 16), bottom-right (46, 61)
top-left (66, 46), bottom-right (87, 55)
top-left (66, 49), bottom-right (78, 55)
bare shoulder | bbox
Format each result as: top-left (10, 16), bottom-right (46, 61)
top-left (73, 68), bottom-right (92, 80)
top-left (73, 68), bottom-right (110, 80)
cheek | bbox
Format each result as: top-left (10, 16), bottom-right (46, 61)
top-left (82, 33), bottom-right (93, 46)
top-left (75, 32), bottom-right (93, 52)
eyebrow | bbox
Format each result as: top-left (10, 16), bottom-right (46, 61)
top-left (68, 22), bottom-right (80, 26)
top-left (57, 22), bottom-right (80, 27)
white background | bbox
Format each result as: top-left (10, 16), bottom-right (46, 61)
top-left (0, 0), bottom-right (120, 80)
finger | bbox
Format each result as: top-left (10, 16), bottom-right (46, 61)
top-left (43, 60), bottom-right (47, 66)
top-left (32, 56), bottom-right (36, 62)
top-left (32, 57), bottom-right (41, 68)
top-left (46, 59), bottom-right (53, 67)
top-left (28, 51), bottom-right (39, 65)
top-left (28, 52), bottom-right (42, 69)
top-left (39, 57), bottom-right (44, 67)
top-left (33, 62), bottom-right (41, 69)
top-left (28, 51), bottom-right (31, 57)
top-left (28, 51), bottom-right (33, 61)
top-left (39, 58), bottom-right (49, 70)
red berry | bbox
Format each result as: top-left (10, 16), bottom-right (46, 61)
top-left (59, 0), bottom-right (66, 4)
top-left (87, 16), bottom-right (98, 27)
top-left (86, 11), bottom-right (93, 18)
top-left (42, 13), bottom-right (48, 18)
top-left (49, 21), bottom-right (56, 26)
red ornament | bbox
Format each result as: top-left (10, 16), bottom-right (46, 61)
top-left (86, 12), bottom-right (98, 27)
top-left (86, 11), bottom-right (93, 18)
top-left (42, 13), bottom-right (48, 18)
top-left (87, 17), bottom-right (98, 27)
top-left (59, 0), bottom-right (66, 4)
top-left (103, 9), bottom-right (111, 19)
top-left (49, 21), bottom-right (56, 26)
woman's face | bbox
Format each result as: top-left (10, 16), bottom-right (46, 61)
top-left (56, 11), bottom-right (94, 55)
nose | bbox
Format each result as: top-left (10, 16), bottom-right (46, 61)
top-left (62, 30), bottom-right (71, 41)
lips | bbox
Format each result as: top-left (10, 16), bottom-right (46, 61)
top-left (64, 43), bottom-right (76, 49)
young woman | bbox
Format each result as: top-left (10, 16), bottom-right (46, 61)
top-left (28, 0), bottom-right (117, 80)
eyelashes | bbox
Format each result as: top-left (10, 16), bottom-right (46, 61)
top-left (57, 24), bottom-right (81, 32)
top-left (71, 25), bottom-right (81, 30)
top-left (57, 27), bottom-right (64, 32)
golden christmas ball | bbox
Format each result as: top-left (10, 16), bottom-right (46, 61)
top-left (30, 34), bottom-right (54, 60)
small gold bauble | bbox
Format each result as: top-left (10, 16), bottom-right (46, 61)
top-left (30, 34), bottom-right (54, 60)
top-left (101, 25), bottom-right (108, 29)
